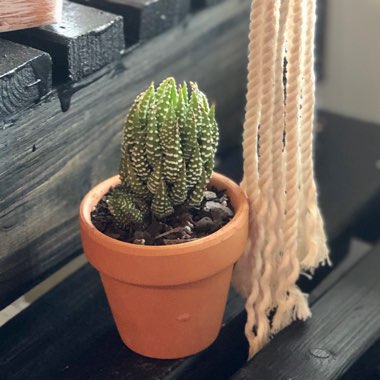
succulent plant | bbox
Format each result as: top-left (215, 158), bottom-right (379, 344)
top-left (106, 77), bottom-right (219, 227)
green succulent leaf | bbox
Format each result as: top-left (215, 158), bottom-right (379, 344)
top-left (124, 154), bottom-right (148, 197)
top-left (107, 187), bottom-right (144, 226)
top-left (147, 162), bottom-right (162, 194)
top-left (156, 77), bottom-right (176, 125)
top-left (171, 160), bottom-right (187, 205)
top-left (161, 108), bottom-right (183, 183)
top-left (146, 101), bottom-right (161, 167)
top-left (182, 107), bottom-right (197, 162)
top-left (123, 101), bottom-right (140, 146)
top-left (209, 104), bottom-right (219, 152)
top-left (188, 168), bottom-right (208, 207)
top-left (138, 83), bottom-right (155, 125)
top-left (152, 180), bottom-right (174, 218)
top-left (131, 140), bottom-right (150, 180)
top-left (186, 142), bottom-right (202, 187)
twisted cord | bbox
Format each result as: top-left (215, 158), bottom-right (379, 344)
top-left (298, 0), bottom-right (329, 269)
top-left (241, 0), bottom-right (265, 202)
top-left (233, 0), bottom-right (265, 350)
top-left (267, 0), bottom-right (290, 311)
top-left (271, 0), bottom-right (309, 332)
top-left (253, 0), bottom-right (280, 351)
top-left (233, 0), bottom-right (265, 298)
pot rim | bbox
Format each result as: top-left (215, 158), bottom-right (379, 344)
top-left (79, 172), bottom-right (248, 257)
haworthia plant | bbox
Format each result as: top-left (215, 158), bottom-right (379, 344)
top-left (107, 77), bottom-right (219, 226)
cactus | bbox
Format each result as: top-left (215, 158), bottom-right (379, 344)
top-left (107, 77), bottom-right (219, 227)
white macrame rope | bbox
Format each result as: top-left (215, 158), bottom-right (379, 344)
top-left (271, 0), bottom-right (308, 332)
top-left (267, 0), bottom-right (289, 317)
top-left (299, 0), bottom-right (330, 270)
top-left (234, 0), bottom-right (330, 358)
top-left (233, 0), bottom-right (266, 349)
top-left (253, 0), bottom-right (279, 350)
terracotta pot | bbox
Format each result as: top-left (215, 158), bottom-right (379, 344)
top-left (79, 172), bottom-right (249, 359)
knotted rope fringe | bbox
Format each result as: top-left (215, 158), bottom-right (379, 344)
top-left (232, 0), bottom-right (330, 359)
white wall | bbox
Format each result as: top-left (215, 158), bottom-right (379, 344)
top-left (317, 0), bottom-right (380, 124)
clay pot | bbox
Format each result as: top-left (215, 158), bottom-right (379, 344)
top-left (79, 172), bottom-right (248, 359)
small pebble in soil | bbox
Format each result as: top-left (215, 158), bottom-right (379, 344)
top-left (195, 217), bottom-right (214, 232)
top-left (205, 201), bottom-right (234, 220)
top-left (91, 186), bottom-right (235, 246)
top-left (204, 191), bottom-right (218, 201)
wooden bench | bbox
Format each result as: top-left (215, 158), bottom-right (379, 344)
top-left (1, 0), bottom-right (379, 378)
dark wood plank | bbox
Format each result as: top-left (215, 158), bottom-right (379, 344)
top-left (316, 112), bottom-right (380, 243)
top-left (4, 1), bottom-right (124, 83)
top-left (309, 239), bottom-right (370, 303)
top-left (192, 0), bottom-right (226, 11)
top-left (218, 111), bottom-right (380, 244)
top-left (351, 195), bottom-right (380, 244)
top-left (0, 263), bottom-right (244, 380)
top-left (0, 0), bottom-right (250, 309)
top-left (315, 0), bottom-right (327, 81)
top-left (232, 243), bottom-right (380, 380)
top-left (70, 0), bottom-right (190, 44)
top-left (0, 39), bottom-right (52, 119)
top-left (342, 337), bottom-right (380, 380)
top-left (0, 242), bottom-right (371, 380)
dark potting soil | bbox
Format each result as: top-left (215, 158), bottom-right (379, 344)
top-left (91, 186), bottom-right (235, 246)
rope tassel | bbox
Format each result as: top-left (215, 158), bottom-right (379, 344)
top-left (233, 0), bottom-right (330, 359)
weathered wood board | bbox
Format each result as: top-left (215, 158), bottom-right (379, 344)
top-left (4, 1), bottom-right (124, 83)
top-left (0, 39), bottom-right (52, 118)
top-left (192, 0), bottom-right (227, 10)
top-left (70, 0), bottom-right (191, 44)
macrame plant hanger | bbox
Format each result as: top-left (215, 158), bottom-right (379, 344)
top-left (233, 0), bottom-right (331, 359)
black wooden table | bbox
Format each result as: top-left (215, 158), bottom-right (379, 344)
top-left (1, 247), bottom-right (379, 379)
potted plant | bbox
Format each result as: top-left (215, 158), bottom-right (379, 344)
top-left (79, 77), bottom-right (249, 359)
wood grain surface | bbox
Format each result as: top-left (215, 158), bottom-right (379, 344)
top-left (192, 0), bottom-right (226, 10)
top-left (4, 1), bottom-right (124, 83)
top-left (70, 0), bottom-right (191, 44)
top-left (342, 337), bottom-right (380, 380)
top-left (0, 39), bottom-right (52, 118)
